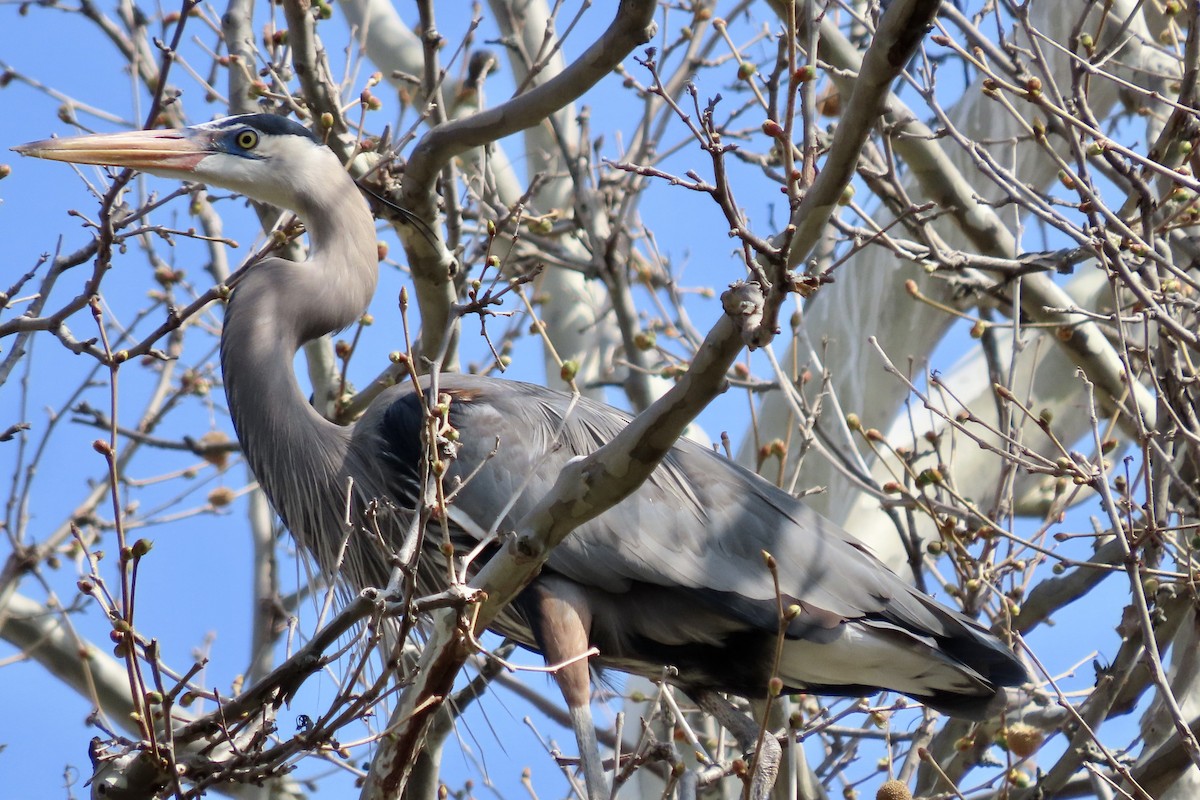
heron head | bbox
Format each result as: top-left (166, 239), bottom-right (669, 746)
top-left (13, 114), bottom-right (337, 212)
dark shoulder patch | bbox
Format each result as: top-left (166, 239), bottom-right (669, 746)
top-left (221, 114), bottom-right (320, 143)
top-left (378, 389), bottom-right (425, 499)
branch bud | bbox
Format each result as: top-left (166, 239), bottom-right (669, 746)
top-left (761, 119), bottom-right (785, 138)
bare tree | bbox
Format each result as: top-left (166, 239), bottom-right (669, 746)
top-left (2, 1), bottom-right (1198, 799)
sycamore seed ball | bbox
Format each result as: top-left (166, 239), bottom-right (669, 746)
top-left (1005, 723), bottom-right (1044, 758)
top-left (876, 779), bottom-right (912, 800)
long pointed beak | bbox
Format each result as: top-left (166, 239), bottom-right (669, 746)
top-left (12, 128), bottom-right (209, 173)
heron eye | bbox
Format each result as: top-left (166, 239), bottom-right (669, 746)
top-left (235, 129), bottom-right (259, 150)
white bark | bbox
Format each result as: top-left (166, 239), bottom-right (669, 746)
top-left (741, 0), bottom-right (1167, 554)
top-left (339, 0), bottom-right (620, 400)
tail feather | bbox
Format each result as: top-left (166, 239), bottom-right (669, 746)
top-left (778, 613), bottom-right (1027, 720)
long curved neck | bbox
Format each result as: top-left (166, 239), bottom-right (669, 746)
top-left (219, 166), bottom-right (378, 565)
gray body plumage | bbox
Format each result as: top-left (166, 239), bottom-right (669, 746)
top-left (354, 374), bottom-right (1024, 717)
top-left (17, 114), bottom-right (1026, 731)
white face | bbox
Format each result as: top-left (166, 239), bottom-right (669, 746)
top-left (14, 115), bottom-right (341, 214)
top-left (186, 121), bottom-right (340, 213)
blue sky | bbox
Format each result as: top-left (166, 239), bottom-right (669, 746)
top-left (0, 2), bottom-right (1143, 798)
top-left (0, 5), bottom-right (754, 797)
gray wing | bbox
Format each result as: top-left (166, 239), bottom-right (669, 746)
top-left (429, 374), bottom-right (928, 627)
top-left (367, 373), bottom-right (1025, 712)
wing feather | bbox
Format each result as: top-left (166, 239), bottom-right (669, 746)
top-left (362, 373), bottom-right (1025, 708)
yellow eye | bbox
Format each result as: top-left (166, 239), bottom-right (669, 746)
top-left (236, 129), bottom-right (259, 150)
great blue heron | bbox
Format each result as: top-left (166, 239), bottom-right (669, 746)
top-left (16, 114), bottom-right (1027, 799)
